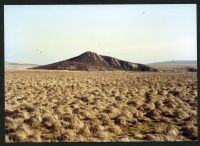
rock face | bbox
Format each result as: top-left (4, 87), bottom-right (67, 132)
top-left (33, 51), bottom-right (157, 71)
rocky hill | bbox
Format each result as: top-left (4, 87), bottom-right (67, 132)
top-left (33, 51), bottom-right (157, 71)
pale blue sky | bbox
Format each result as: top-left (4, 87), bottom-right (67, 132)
top-left (4, 4), bottom-right (197, 65)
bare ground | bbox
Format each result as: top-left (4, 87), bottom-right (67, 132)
top-left (5, 70), bottom-right (197, 142)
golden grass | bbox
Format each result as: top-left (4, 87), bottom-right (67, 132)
top-left (5, 70), bottom-right (197, 142)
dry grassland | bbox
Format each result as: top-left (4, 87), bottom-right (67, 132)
top-left (5, 70), bottom-right (197, 142)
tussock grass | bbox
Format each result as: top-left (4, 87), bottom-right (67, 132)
top-left (5, 71), bottom-right (197, 142)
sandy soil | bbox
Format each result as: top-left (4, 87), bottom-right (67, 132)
top-left (5, 70), bottom-right (197, 142)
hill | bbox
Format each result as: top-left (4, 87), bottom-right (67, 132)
top-left (33, 51), bottom-right (157, 71)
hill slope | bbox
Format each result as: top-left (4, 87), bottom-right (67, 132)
top-left (33, 51), bottom-right (157, 71)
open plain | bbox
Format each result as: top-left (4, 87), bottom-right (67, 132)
top-left (5, 70), bottom-right (197, 142)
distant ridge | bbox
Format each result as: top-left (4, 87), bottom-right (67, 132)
top-left (5, 61), bottom-right (39, 66)
top-left (148, 60), bottom-right (197, 72)
top-left (149, 60), bottom-right (197, 65)
top-left (5, 62), bottom-right (39, 70)
top-left (33, 51), bottom-right (157, 71)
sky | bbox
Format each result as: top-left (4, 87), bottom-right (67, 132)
top-left (4, 4), bottom-right (197, 65)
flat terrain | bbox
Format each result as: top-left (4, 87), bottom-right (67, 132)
top-left (5, 70), bottom-right (197, 142)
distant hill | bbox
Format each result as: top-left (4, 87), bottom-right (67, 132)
top-left (5, 62), bottom-right (39, 70)
top-left (148, 60), bottom-right (197, 72)
top-left (149, 60), bottom-right (197, 65)
top-left (33, 51), bottom-right (157, 71)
